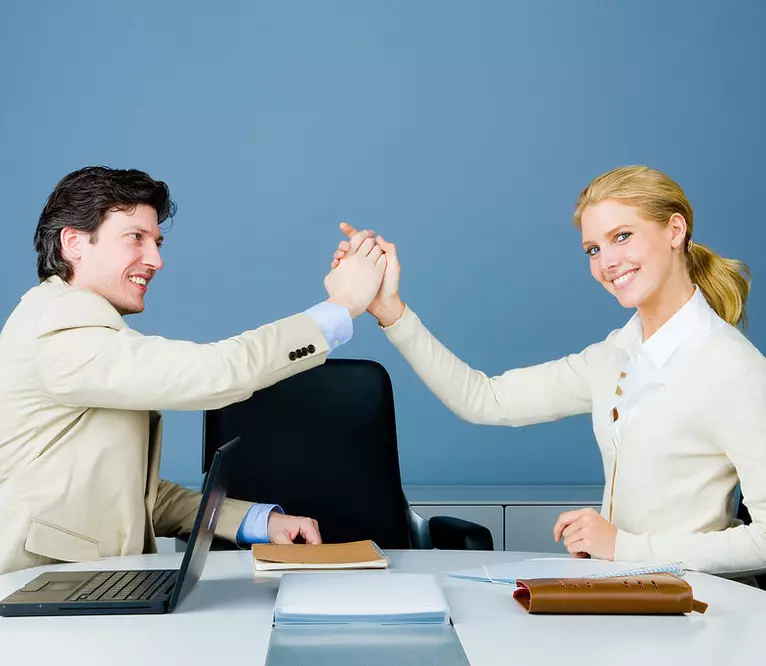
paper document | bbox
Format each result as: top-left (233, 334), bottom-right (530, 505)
top-left (273, 572), bottom-right (451, 625)
top-left (449, 558), bottom-right (687, 585)
top-left (252, 540), bottom-right (387, 571)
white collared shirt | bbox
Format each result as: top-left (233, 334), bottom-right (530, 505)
top-left (609, 286), bottom-right (726, 445)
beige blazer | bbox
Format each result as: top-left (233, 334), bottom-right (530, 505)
top-left (0, 277), bottom-right (329, 575)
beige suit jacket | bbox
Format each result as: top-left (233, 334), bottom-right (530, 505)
top-left (0, 277), bottom-right (329, 574)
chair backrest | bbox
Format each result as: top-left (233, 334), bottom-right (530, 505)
top-left (203, 359), bottom-right (412, 549)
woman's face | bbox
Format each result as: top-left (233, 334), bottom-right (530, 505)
top-left (580, 199), bottom-right (684, 311)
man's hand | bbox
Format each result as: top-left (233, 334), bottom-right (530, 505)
top-left (331, 223), bottom-right (405, 327)
top-left (324, 228), bottom-right (386, 318)
top-left (552, 508), bottom-right (616, 560)
top-left (267, 511), bottom-right (322, 545)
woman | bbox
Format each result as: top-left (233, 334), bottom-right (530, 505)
top-left (332, 166), bottom-right (766, 576)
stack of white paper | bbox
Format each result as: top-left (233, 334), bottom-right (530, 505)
top-left (273, 572), bottom-right (451, 625)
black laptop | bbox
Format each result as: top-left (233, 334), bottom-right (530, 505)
top-left (0, 436), bottom-right (242, 617)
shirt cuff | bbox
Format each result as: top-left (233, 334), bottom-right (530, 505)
top-left (304, 301), bottom-right (353, 351)
top-left (236, 503), bottom-right (284, 545)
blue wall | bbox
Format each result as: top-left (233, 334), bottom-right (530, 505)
top-left (1, 1), bottom-right (764, 488)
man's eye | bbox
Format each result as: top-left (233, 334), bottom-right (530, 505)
top-left (585, 246), bottom-right (599, 257)
top-left (129, 232), bottom-right (141, 241)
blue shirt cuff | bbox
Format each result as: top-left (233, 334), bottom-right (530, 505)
top-left (304, 301), bottom-right (353, 351)
top-left (236, 504), bottom-right (284, 545)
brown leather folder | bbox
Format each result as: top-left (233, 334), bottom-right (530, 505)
top-left (513, 573), bottom-right (708, 615)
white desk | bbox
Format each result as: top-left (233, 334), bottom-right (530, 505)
top-left (1, 550), bottom-right (765, 666)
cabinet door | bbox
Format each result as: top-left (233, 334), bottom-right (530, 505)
top-left (504, 505), bottom-right (602, 554)
top-left (410, 504), bottom-right (504, 551)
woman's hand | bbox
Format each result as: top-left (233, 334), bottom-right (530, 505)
top-left (332, 222), bottom-right (405, 327)
top-left (553, 508), bottom-right (617, 560)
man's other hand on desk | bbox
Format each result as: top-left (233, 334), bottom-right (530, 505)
top-left (268, 511), bottom-right (322, 545)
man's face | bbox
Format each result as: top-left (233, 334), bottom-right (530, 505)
top-left (66, 204), bottom-right (164, 315)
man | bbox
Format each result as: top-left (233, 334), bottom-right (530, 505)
top-left (0, 166), bottom-right (385, 575)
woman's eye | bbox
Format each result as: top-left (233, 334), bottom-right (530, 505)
top-left (585, 246), bottom-right (599, 257)
top-left (616, 232), bottom-right (632, 242)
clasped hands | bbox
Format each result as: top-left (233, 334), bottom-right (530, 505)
top-left (324, 223), bottom-right (405, 327)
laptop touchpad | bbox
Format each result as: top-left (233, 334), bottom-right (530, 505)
top-left (44, 580), bottom-right (82, 592)
top-left (20, 577), bottom-right (52, 592)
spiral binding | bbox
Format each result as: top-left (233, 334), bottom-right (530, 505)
top-left (585, 562), bottom-right (688, 579)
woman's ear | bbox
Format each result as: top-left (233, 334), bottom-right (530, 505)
top-left (668, 213), bottom-right (688, 250)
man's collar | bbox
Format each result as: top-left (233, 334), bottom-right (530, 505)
top-left (42, 275), bottom-right (67, 287)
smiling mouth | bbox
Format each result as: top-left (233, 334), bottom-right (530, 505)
top-left (611, 269), bottom-right (638, 290)
top-left (128, 276), bottom-right (149, 292)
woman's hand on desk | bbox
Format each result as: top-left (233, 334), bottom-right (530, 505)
top-left (331, 223), bottom-right (406, 327)
top-left (553, 508), bottom-right (617, 560)
top-left (267, 512), bottom-right (322, 545)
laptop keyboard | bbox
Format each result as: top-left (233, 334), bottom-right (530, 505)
top-left (66, 570), bottom-right (177, 602)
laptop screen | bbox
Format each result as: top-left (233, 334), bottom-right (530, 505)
top-left (167, 436), bottom-right (241, 611)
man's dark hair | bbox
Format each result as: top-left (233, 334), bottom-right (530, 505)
top-left (34, 166), bottom-right (176, 281)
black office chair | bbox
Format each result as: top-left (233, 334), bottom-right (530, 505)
top-left (736, 495), bottom-right (766, 589)
top-left (201, 358), bottom-right (493, 551)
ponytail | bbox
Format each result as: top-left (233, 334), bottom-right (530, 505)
top-left (687, 240), bottom-right (750, 327)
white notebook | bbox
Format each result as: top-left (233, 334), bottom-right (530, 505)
top-left (449, 558), bottom-right (687, 585)
top-left (273, 572), bottom-right (451, 625)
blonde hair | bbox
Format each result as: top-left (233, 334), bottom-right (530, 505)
top-left (573, 165), bottom-right (751, 327)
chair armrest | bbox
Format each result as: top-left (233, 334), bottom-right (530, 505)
top-left (428, 516), bottom-right (494, 551)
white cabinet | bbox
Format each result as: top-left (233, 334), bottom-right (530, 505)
top-left (410, 504), bottom-right (504, 551)
top-left (504, 504), bottom-right (601, 554)
top-left (405, 485), bottom-right (603, 551)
